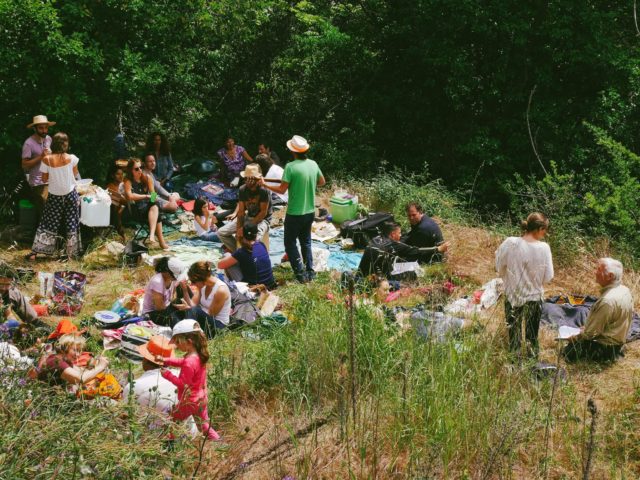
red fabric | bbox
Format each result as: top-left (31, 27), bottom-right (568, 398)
top-left (180, 200), bottom-right (195, 211)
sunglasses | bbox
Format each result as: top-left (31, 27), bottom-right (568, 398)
top-left (133, 167), bottom-right (142, 171)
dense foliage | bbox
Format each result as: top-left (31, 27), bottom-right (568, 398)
top-left (2, 0), bottom-right (640, 248)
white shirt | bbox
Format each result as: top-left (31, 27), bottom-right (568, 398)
top-left (495, 236), bottom-right (554, 307)
top-left (200, 280), bottom-right (231, 326)
top-left (265, 164), bottom-right (288, 202)
top-left (123, 368), bottom-right (197, 436)
top-left (40, 154), bottom-right (79, 196)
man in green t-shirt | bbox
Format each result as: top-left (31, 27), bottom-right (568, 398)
top-left (261, 135), bottom-right (325, 282)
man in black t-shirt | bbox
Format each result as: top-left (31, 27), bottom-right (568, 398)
top-left (359, 221), bottom-right (449, 278)
top-left (217, 164), bottom-right (271, 252)
top-left (402, 202), bottom-right (449, 263)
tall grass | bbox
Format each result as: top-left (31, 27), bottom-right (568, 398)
top-left (203, 277), bottom-right (589, 478)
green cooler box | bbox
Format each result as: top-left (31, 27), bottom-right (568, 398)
top-left (329, 195), bottom-right (358, 224)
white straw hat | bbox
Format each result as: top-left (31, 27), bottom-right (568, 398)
top-left (286, 135), bottom-right (309, 153)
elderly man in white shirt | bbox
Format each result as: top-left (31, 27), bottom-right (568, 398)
top-left (123, 336), bottom-right (196, 436)
top-left (495, 212), bottom-right (554, 358)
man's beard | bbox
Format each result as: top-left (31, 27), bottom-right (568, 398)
top-left (37, 131), bottom-right (47, 139)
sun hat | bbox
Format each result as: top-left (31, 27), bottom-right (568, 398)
top-left (286, 135), bottom-right (309, 153)
top-left (239, 163), bottom-right (263, 178)
top-left (27, 115), bottom-right (56, 128)
top-left (138, 335), bottom-right (175, 364)
top-left (170, 319), bottom-right (202, 339)
top-left (167, 258), bottom-right (187, 282)
top-left (48, 319), bottom-right (86, 340)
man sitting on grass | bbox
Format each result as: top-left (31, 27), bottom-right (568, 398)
top-left (563, 258), bottom-right (633, 363)
top-left (358, 221), bottom-right (449, 279)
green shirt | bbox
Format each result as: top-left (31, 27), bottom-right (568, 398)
top-left (282, 159), bottom-right (323, 216)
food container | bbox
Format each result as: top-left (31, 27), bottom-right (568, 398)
top-left (329, 194), bottom-right (359, 224)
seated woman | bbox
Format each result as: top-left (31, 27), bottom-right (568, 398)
top-left (105, 164), bottom-right (126, 237)
top-left (193, 197), bottom-right (219, 242)
top-left (216, 136), bottom-right (253, 184)
top-left (143, 154), bottom-right (180, 213)
top-left (122, 158), bottom-right (169, 250)
top-left (141, 257), bottom-right (189, 327)
top-left (37, 333), bottom-right (108, 387)
top-left (255, 153), bottom-right (287, 204)
top-left (218, 223), bottom-right (276, 289)
top-left (182, 261), bottom-right (231, 337)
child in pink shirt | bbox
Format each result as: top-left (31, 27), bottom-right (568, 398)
top-left (157, 319), bottom-right (220, 440)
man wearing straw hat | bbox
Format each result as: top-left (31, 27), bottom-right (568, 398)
top-left (22, 115), bottom-right (56, 219)
top-left (261, 135), bottom-right (325, 283)
top-left (217, 163), bottom-right (272, 253)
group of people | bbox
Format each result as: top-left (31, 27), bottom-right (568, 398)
top-left (496, 212), bottom-right (634, 363)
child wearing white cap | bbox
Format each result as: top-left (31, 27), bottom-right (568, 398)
top-left (155, 319), bottom-right (220, 440)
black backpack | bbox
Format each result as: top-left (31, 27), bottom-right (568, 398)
top-left (340, 212), bottom-right (395, 248)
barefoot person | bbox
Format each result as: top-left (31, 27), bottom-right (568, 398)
top-left (123, 158), bottom-right (169, 250)
top-left (495, 212), bottom-right (554, 359)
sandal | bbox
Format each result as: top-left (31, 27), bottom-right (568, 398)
top-left (24, 252), bottom-right (38, 262)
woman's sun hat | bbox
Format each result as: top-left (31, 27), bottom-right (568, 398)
top-left (27, 115), bottom-right (56, 128)
top-left (286, 135), bottom-right (309, 153)
top-left (138, 335), bottom-right (175, 364)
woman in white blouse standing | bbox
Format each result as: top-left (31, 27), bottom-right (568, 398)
top-left (28, 132), bottom-right (81, 260)
top-left (495, 212), bottom-right (554, 359)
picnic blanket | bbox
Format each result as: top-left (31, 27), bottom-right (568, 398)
top-left (183, 180), bottom-right (239, 205)
top-left (268, 227), bottom-right (362, 272)
top-left (144, 244), bottom-right (223, 267)
top-left (541, 294), bottom-right (640, 343)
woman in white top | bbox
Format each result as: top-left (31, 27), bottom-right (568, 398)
top-left (495, 212), bottom-right (554, 358)
top-left (255, 154), bottom-right (288, 203)
top-left (181, 261), bottom-right (231, 337)
top-left (193, 197), bottom-right (219, 242)
top-left (29, 132), bottom-right (81, 260)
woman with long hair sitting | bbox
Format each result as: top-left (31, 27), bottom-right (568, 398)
top-left (122, 158), bottom-right (169, 250)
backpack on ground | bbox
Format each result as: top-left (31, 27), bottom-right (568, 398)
top-left (340, 212), bottom-right (395, 249)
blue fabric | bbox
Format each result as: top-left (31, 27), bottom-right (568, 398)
top-left (232, 241), bottom-right (275, 287)
top-left (269, 227), bottom-right (362, 273)
top-left (186, 305), bottom-right (227, 338)
top-left (169, 236), bottom-right (224, 248)
top-left (183, 180), bottom-right (239, 205)
top-left (198, 231), bottom-right (220, 242)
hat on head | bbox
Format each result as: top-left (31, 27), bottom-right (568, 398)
top-left (286, 135), bottom-right (309, 153)
top-left (170, 319), bottom-right (202, 339)
top-left (167, 258), bottom-right (187, 282)
top-left (138, 335), bottom-right (175, 364)
top-left (27, 115), bottom-right (56, 128)
top-left (48, 319), bottom-right (86, 341)
top-left (240, 163), bottom-right (263, 178)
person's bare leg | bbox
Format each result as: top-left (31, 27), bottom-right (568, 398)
top-left (157, 222), bottom-right (168, 249)
top-left (148, 205), bottom-right (159, 242)
top-left (163, 201), bottom-right (178, 213)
